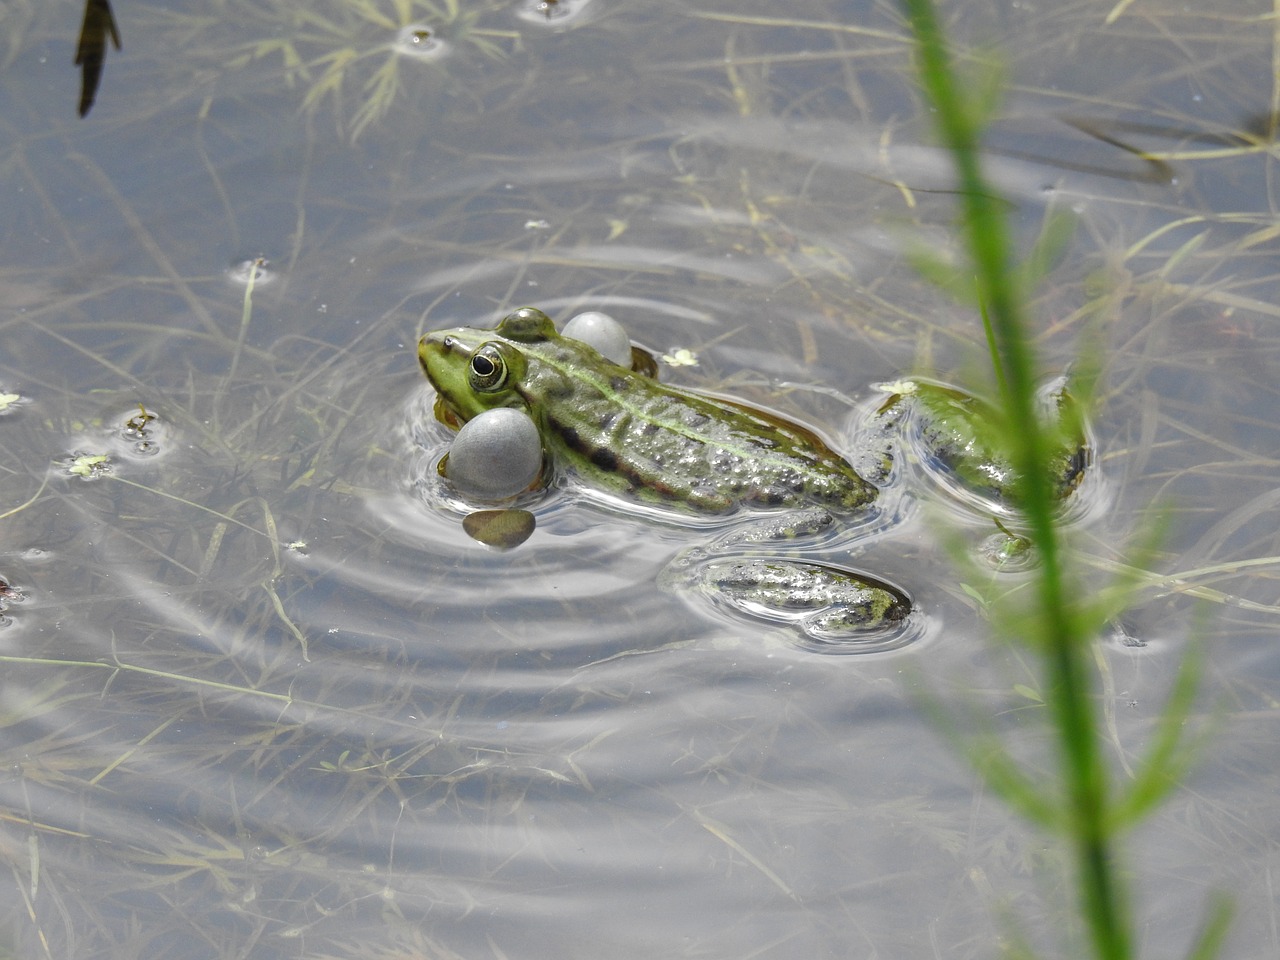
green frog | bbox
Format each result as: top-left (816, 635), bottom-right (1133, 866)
top-left (418, 307), bottom-right (913, 641)
top-left (417, 307), bottom-right (1091, 644)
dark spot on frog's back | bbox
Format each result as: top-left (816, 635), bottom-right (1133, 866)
top-left (609, 375), bottom-right (629, 393)
top-left (546, 415), bottom-right (583, 450)
top-left (1058, 445), bottom-right (1090, 496)
top-left (590, 447), bottom-right (618, 471)
top-left (543, 379), bottom-right (574, 402)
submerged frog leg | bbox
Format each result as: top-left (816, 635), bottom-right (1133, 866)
top-left (658, 508), bottom-right (837, 589)
top-left (658, 504), bottom-right (913, 641)
top-left (706, 508), bottom-right (837, 549)
top-left (685, 558), bottom-right (911, 638)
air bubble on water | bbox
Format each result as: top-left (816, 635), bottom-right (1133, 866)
top-left (516, 0), bottom-right (594, 26)
top-left (394, 24), bottom-right (450, 61)
top-left (227, 258), bottom-right (276, 286)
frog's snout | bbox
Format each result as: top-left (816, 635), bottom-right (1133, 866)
top-left (416, 335), bottom-right (434, 377)
top-left (417, 332), bottom-right (459, 381)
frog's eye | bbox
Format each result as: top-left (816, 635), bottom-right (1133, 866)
top-left (468, 343), bottom-right (509, 393)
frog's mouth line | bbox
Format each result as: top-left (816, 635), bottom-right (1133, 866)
top-left (431, 393), bottom-right (466, 430)
top-left (419, 334), bottom-right (477, 429)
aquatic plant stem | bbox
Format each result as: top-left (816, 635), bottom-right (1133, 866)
top-left (900, 2), bottom-right (1131, 958)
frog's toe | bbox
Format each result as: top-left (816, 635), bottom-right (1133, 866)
top-left (803, 594), bottom-right (910, 641)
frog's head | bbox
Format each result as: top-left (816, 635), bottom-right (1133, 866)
top-left (418, 307), bottom-right (557, 423)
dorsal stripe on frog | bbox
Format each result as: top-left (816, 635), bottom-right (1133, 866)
top-left (512, 339), bottom-right (874, 513)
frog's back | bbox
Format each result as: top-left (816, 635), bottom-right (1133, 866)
top-left (522, 339), bottom-right (877, 515)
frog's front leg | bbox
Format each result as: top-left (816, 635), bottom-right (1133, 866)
top-left (659, 509), bottom-right (913, 645)
top-left (704, 507), bottom-right (838, 548)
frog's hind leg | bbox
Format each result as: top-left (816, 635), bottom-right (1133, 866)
top-left (660, 553), bottom-right (913, 647)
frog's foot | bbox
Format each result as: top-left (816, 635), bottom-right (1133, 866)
top-left (661, 555), bottom-right (912, 647)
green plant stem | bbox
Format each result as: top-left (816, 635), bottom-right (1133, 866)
top-left (901, 2), bottom-right (1131, 957)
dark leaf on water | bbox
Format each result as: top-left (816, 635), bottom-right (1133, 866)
top-left (75, 0), bottom-right (121, 118)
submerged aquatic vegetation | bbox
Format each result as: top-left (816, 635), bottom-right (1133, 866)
top-left (901, 1), bottom-right (1231, 958)
top-left (142, 0), bottom-right (521, 138)
top-left (2, 1), bottom-right (1276, 956)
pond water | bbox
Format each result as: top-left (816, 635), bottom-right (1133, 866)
top-left (2, 1), bottom-right (1279, 957)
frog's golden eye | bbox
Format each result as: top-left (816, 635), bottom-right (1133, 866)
top-left (469, 343), bottom-right (509, 392)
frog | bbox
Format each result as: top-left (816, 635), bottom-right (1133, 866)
top-left (417, 307), bottom-right (1091, 644)
top-left (418, 307), bottom-right (913, 642)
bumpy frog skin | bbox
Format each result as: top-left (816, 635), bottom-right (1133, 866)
top-left (418, 307), bottom-right (1089, 645)
top-left (420, 307), bottom-right (878, 517)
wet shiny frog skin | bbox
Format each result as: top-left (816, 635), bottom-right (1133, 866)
top-left (418, 307), bottom-right (911, 641)
top-left (421, 308), bottom-right (879, 516)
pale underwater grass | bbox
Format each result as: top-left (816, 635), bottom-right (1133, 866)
top-left (150, 0), bottom-right (521, 139)
top-left (2, 2), bottom-right (1279, 958)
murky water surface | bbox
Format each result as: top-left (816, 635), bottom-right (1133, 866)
top-left (1, 1), bottom-right (1278, 957)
